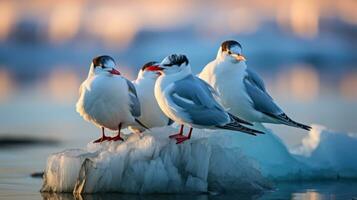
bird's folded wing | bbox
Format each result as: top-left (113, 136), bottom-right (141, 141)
top-left (197, 78), bottom-right (220, 96)
top-left (243, 72), bottom-right (283, 117)
top-left (196, 78), bottom-right (225, 105)
top-left (246, 69), bottom-right (267, 92)
top-left (126, 79), bottom-right (141, 117)
top-left (165, 75), bottom-right (230, 126)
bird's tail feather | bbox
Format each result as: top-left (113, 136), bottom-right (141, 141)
top-left (268, 113), bottom-right (311, 131)
top-left (283, 118), bottom-right (311, 131)
top-left (217, 121), bottom-right (264, 136)
top-left (228, 113), bottom-right (252, 126)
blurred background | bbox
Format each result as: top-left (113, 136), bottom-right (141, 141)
top-left (0, 0), bottom-right (356, 148)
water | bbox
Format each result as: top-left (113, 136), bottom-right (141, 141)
top-left (1, 144), bottom-right (357, 200)
top-left (1, 124), bottom-right (357, 199)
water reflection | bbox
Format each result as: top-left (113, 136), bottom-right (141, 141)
top-left (275, 65), bottom-right (319, 102)
top-left (340, 72), bottom-right (357, 101)
top-left (39, 181), bottom-right (357, 200)
top-left (41, 193), bottom-right (265, 200)
top-left (45, 67), bottom-right (80, 103)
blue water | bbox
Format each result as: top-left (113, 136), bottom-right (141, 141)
top-left (0, 130), bottom-right (357, 200)
top-left (1, 143), bottom-right (357, 200)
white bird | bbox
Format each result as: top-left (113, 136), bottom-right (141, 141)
top-left (128, 61), bottom-right (173, 133)
top-left (154, 54), bottom-right (263, 144)
top-left (76, 55), bottom-right (148, 143)
top-left (199, 40), bottom-right (311, 131)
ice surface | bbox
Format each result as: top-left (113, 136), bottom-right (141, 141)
top-left (41, 125), bottom-right (357, 194)
top-left (41, 126), bottom-right (272, 194)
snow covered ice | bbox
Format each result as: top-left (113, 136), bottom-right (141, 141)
top-left (41, 125), bottom-right (357, 194)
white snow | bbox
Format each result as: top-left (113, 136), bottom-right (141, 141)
top-left (41, 124), bottom-right (357, 194)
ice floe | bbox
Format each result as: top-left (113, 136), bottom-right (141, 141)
top-left (41, 125), bottom-right (357, 194)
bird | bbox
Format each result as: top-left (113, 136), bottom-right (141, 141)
top-left (154, 54), bottom-right (264, 144)
top-left (128, 61), bottom-right (173, 133)
top-left (76, 55), bottom-right (148, 143)
top-left (199, 40), bottom-right (311, 131)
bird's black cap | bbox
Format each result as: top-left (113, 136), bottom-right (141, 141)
top-left (221, 40), bottom-right (242, 52)
top-left (164, 54), bottom-right (189, 67)
top-left (92, 55), bottom-right (115, 67)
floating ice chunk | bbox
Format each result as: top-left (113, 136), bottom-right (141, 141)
top-left (41, 149), bottom-right (99, 192)
top-left (41, 127), bottom-right (271, 194)
top-left (291, 125), bottom-right (357, 178)
top-left (41, 125), bottom-right (357, 194)
top-left (291, 125), bottom-right (323, 157)
top-left (213, 123), bottom-right (306, 180)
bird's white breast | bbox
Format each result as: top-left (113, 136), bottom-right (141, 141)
top-left (76, 75), bottom-right (134, 130)
top-left (200, 60), bottom-right (265, 122)
top-left (155, 74), bottom-right (188, 125)
top-left (155, 76), bottom-right (174, 120)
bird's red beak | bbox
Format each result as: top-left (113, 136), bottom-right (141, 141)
top-left (145, 65), bottom-right (163, 71)
top-left (109, 68), bottom-right (121, 75)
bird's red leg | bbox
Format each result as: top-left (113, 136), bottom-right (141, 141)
top-left (169, 124), bottom-right (184, 139)
top-left (176, 127), bottom-right (193, 144)
top-left (93, 127), bottom-right (111, 143)
top-left (111, 123), bottom-right (124, 141)
top-left (187, 127), bottom-right (193, 139)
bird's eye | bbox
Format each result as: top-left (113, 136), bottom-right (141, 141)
top-left (227, 50), bottom-right (232, 55)
top-left (94, 65), bottom-right (106, 69)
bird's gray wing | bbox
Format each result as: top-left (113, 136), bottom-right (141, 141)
top-left (244, 71), bottom-right (311, 130)
top-left (196, 76), bottom-right (252, 125)
top-left (243, 71), bottom-right (283, 116)
top-left (196, 78), bottom-right (224, 104)
top-left (167, 75), bottom-right (230, 126)
top-left (246, 69), bottom-right (267, 92)
top-left (126, 79), bottom-right (141, 117)
top-left (197, 78), bottom-right (220, 96)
